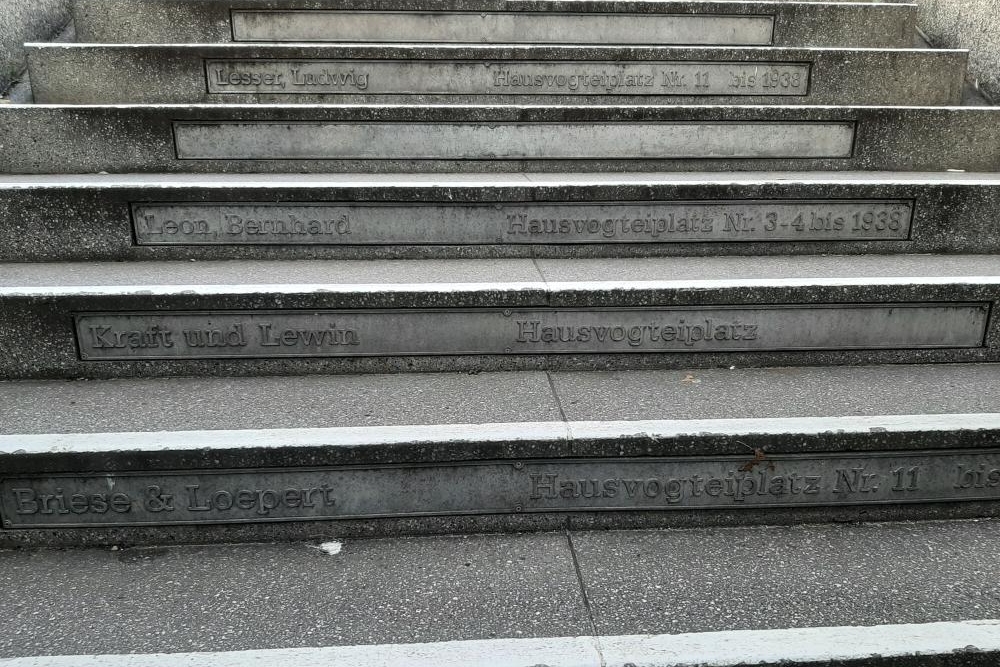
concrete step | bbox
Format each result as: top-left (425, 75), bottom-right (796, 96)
top-left (70, 0), bottom-right (919, 48)
top-left (3, 255), bottom-right (1000, 380)
top-left (1, 172), bottom-right (998, 262)
top-left (2, 524), bottom-right (1000, 664)
top-left (4, 363), bottom-right (1000, 545)
top-left (3, 104), bottom-right (1000, 174)
top-left (24, 44), bottom-right (967, 106)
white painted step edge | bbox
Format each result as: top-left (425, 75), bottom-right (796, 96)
top-left (3, 620), bottom-right (999, 666)
top-left (1, 413), bottom-right (998, 455)
top-left (1, 171), bottom-right (999, 188)
top-left (8, 275), bottom-right (1000, 298)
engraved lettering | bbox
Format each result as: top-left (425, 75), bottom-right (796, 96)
top-left (8, 451), bottom-right (1000, 528)
top-left (12, 489), bottom-right (38, 515)
top-left (530, 474), bottom-right (559, 500)
top-left (144, 485), bottom-right (175, 513)
top-left (833, 468), bottom-right (881, 494)
top-left (73, 303), bottom-right (989, 361)
top-left (9, 488), bottom-right (134, 517)
top-left (257, 323), bottom-right (360, 348)
top-left (86, 325), bottom-right (174, 350)
top-left (133, 201), bottom-right (912, 247)
top-left (514, 318), bottom-right (761, 348)
top-left (953, 465), bottom-right (1000, 489)
top-left (182, 483), bottom-right (336, 516)
top-left (288, 66), bottom-right (368, 90)
top-left (206, 60), bottom-right (805, 96)
top-left (182, 325), bottom-right (247, 349)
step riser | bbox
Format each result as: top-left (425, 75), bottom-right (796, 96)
top-left (3, 284), bottom-right (998, 379)
top-left (0, 177), bottom-right (996, 261)
top-left (70, 0), bottom-right (918, 48)
top-left (25, 46), bottom-right (966, 106)
top-left (4, 106), bottom-right (1000, 174)
top-left (2, 420), bottom-right (998, 547)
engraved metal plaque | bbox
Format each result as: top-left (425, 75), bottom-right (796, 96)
top-left (74, 304), bottom-right (988, 361)
top-left (229, 11), bottom-right (776, 46)
top-left (205, 60), bottom-right (811, 96)
top-left (132, 200), bottom-right (913, 245)
top-left (4, 450), bottom-right (1000, 528)
top-left (171, 122), bottom-right (856, 160)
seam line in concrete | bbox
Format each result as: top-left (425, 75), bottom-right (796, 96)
top-left (566, 530), bottom-right (604, 666)
top-left (546, 371), bottom-right (570, 424)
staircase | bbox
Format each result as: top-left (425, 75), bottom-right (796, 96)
top-left (3, 0), bottom-right (1000, 664)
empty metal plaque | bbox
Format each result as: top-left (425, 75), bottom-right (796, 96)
top-left (229, 11), bottom-right (776, 45)
top-left (171, 122), bottom-right (856, 160)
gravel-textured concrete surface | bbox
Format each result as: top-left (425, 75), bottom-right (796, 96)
top-left (0, 371), bottom-right (562, 434)
top-left (9, 254), bottom-right (1000, 288)
top-left (6, 363), bottom-right (1000, 435)
top-left (534, 253), bottom-right (1000, 282)
top-left (70, 0), bottom-right (916, 48)
top-left (920, 0), bottom-right (1000, 104)
top-left (3, 521), bottom-right (1000, 658)
top-left (0, 0), bottom-right (68, 95)
top-left (0, 533), bottom-right (590, 657)
top-left (553, 364), bottom-right (1000, 421)
top-left (572, 520), bottom-right (1000, 635)
top-left (0, 257), bottom-right (544, 288)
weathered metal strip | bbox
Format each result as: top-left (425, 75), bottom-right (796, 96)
top-left (73, 304), bottom-right (989, 360)
top-left (230, 11), bottom-right (776, 45)
top-left (4, 450), bottom-right (1000, 527)
top-left (131, 200), bottom-right (913, 245)
top-left (171, 122), bottom-right (856, 160)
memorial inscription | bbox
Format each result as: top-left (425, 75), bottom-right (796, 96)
top-left (171, 122), bottom-right (856, 160)
top-left (132, 200), bottom-right (912, 245)
top-left (4, 450), bottom-right (1000, 528)
top-left (229, 11), bottom-right (776, 46)
top-left (205, 60), bottom-right (811, 96)
top-left (74, 304), bottom-right (988, 360)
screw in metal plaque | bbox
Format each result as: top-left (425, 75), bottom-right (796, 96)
top-left (515, 505), bottom-right (523, 512)
top-left (503, 310), bottom-right (512, 317)
top-left (3, 520), bottom-right (11, 527)
top-left (514, 461), bottom-right (524, 470)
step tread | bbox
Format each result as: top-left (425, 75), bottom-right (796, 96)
top-left (25, 43), bottom-right (964, 53)
top-left (0, 371), bottom-right (562, 435)
top-left (4, 171), bottom-right (1000, 187)
top-left (70, 0), bottom-right (919, 50)
top-left (3, 364), bottom-right (1000, 436)
top-left (6, 255), bottom-right (1000, 292)
top-left (2, 521), bottom-right (1000, 659)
